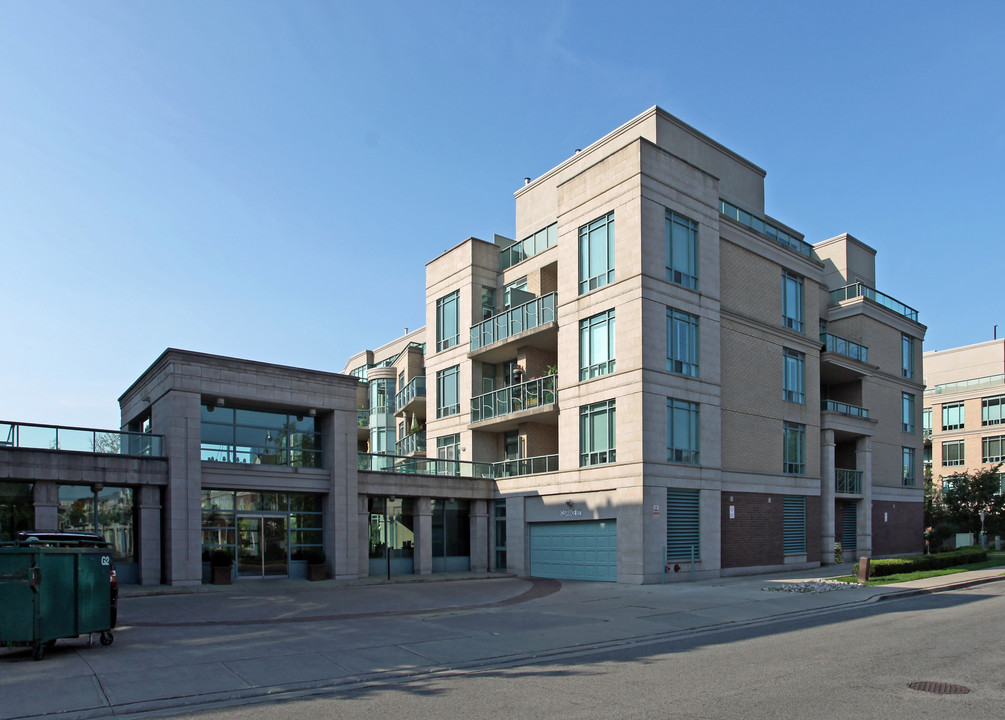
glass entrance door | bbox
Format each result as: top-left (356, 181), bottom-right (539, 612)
top-left (237, 515), bottom-right (288, 577)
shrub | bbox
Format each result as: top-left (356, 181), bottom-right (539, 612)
top-left (854, 546), bottom-right (987, 578)
top-left (303, 548), bottom-right (326, 565)
top-left (210, 549), bottom-right (233, 567)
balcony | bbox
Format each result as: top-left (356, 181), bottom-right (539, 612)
top-left (1, 421), bottom-right (163, 456)
top-left (471, 375), bottom-right (557, 426)
top-left (719, 199), bottom-right (813, 257)
top-left (926, 373), bottom-right (1005, 396)
top-left (829, 283), bottom-right (919, 322)
top-left (469, 292), bottom-right (557, 362)
top-left (395, 432), bottom-right (426, 456)
top-left (836, 468), bottom-right (862, 495)
top-left (822, 400), bottom-right (869, 419)
top-left (394, 376), bottom-right (426, 415)
top-left (500, 223), bottom-right (557, 270)
top-left (493, 454), bottom-right (558, 477)
top-left (821, 333), bottom-right (869, 363)
top-left (358, 453), bottom-right (494, 478)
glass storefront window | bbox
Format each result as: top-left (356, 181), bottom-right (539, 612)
top-left (368, 497), bottom-right (415, 575)
top-left (0, 482), bottom-right (33, 542)
top-left (201, 404), bottom-right (322, 468)
top-left (57, 485), bottom-right (136, 561)
top-left (432, 499), bottom-right (470, 572)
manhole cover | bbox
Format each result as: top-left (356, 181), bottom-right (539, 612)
top-left (907, 681), bottom-right (971, 695)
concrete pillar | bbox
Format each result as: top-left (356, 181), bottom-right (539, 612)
top-left (413, 497), bottom-right (432, 575)
top-left (856, 436), bottom-right (873, 558)
top-left (330, 418), bottom-right (359, 579)
top-left (508, 496), bottom-right (526, 577)
top-left (469, 499), bottom-right (488, 571)
top-left (32, 481), bottom-right (58, 529)
top-left (137, 484), bottom-right (162, 585)
top-left (820, 429), bottom-right (836, 564)
top-left (357, 495), bottom-right (370, 576)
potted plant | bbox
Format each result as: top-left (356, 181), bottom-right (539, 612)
top-left (210, 549), bottom-right (233, 585)
top-left (304, 548), bottom-right (326, 581)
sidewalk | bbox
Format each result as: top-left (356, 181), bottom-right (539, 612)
top-left (4, 565), bottom-right (1004, 720)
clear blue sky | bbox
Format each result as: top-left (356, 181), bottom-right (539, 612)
top-left (2, 1), bottom-right (1002, 430)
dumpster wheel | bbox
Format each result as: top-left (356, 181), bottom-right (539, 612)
top-left (100, 632), bottom-right (113, 646)
top-left (32, 642), bottom-right (43, 661)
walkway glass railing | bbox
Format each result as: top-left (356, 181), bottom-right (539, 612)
top-left (719, 199), bottom-right (813, 257)
top-left (471, 375), bottom-right (557, 422)
top-left (201, 439), bottom-right (322, 468)
top-left (836, 468), bottom-right (862, 494)
top-left (1, 421), bottom-right (164, 457)
top-left (395, 432), bottom-right (426, 456)
top-left (829, 283), bottom-right (919, 322)
top-left (394, 376), bottom-right (426, 413)
top-left (927, 373), bottom-right (1005, 395)
top-left (358, 452), bottom-right (558, 478)
top-left (470, 293), bottom-right (557, 350)
top-left (821, 333), bottom-right (869, 363)
top-left (822, 400), bottom-right (869, 418)
top-left (500, 223), bottom-right (557, 270)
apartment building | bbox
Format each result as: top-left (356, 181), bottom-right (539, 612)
top-left (351, 105), bottom-right (928, 583)
top-left (923, 339), bottom-right (1005, 491)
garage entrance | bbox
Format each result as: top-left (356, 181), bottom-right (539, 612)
top-left (529, 520), bottom-right (617, 581)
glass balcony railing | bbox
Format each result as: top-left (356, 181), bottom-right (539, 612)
top-left (926, 373), bottom-right (1005, 396)
top-left (821, 333), bottom-right (869, 363)
top-left (493, 454), bottom-right (558, 477)
top-left (719, 199), bottom-right (813, 257)
top-left (500, 223), bottom-right (557, 270)
top-left (836, 468), bottom-right (862, 494)
top-left (470, 292), bottom-right (557, 351)
top-left (358, 453), bottom-right (494, 478)
top-left (822, 400), bottom-right (869, 418)
top-left (829, 283), bottom-right (919, 322)
top-left (394, 376), bottom-right (426, 413)
top-left (395, 432), bottom-right (426, 456)
top-left (1, 421), bottom-right (164, 456)
top-left (471, 375), bottom-right (557, 422)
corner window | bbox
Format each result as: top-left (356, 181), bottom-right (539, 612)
top-left (666, 210), bottom-right (698, 289)
top-left (783, 349), bottom-right (805, 404)
top-left (580, 400), bottom-right (616, 467)
top-left (782, 271), bottom-right (804, 332)
top-left (579, 212), bottom-right (615, 294)
top-left (783, 422), bottom-right (806, 475)
top-left (580, 310), bottom-right (616, 380)
top-left (902, 393), bottom-right (915, 433)
top-left (667, 399), bottom-right (700, 465)
top-left (942, 439), bottom-right (964, 467)
top-left (667, 308), bottom-right (699, 378)
top-left (436, 291), bottom-right (459, 352)
top-left (436, 366), bottom-right (460, 418)
top-left (902, 447), bottom-right (916, 487)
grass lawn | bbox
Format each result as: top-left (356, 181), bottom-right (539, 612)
top-left (833, 553), bottom-right (1005, 585)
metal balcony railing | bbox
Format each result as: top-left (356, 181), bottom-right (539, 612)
top-left (836, 468), bottom-right (862, 494)
top-left (394, 376), bottom-right (426, 413)
top-left (829, 283), bottom-right (919, 322)
top-left (821, 332), bottom-right (869, 363)
top-left (358, 453), bottom-right (494, 478)
top-left (1, 421), bottom-right (164, 456)
top-left (395, 432), bottom-right (426, 456)
top-left (470, 293), bottom-right (556, 351)
top-left (471, 375), bottom-right (557, 422)
top-left (822, 400), bottom-right (870, 419)
top-left (493, 454), bottom-right (558, 477)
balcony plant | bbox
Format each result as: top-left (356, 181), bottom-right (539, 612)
top-left (210, 549), bottom-right (233, 585)
top-left (304, 548), bottom-right (326, 581)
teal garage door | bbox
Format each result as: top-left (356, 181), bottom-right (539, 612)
top-left (529, 521), bottom-right (617, 582)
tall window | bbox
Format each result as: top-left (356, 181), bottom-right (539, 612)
top-left (942, 402), bottom-right (964, 431)
top-left (782, 271), bottom-right (804, 332)
top-left (481, 286), bottom-right (496, 321)
top-left (436, 366), bottom-right (460, 418)
top-left (783, 422), bottom-right (806, 475)
top-left (783, 349), bottom-right (805, 404)
top-left (580, 400), bottom-right (616, 467)
top-left (902, 334), bottom-right (915, 379)
top-left (580, 309), bottom-right (616, 380)
top-left (902, 447), bottom-right (916, 487)
top-left (579, 212), bottom-right (615, 294)
top-left (983, 395), bottom-right (1005, 426)
top-left (923, 407), bottom-right (932, 435)
top-left (902, 393), bottom-right (916, 433)
top-left (783, 496), bottom-right (806, 554)
top-left (983, 436), bottom-right (1005, 464)
top-left (667, 399), bottom-right (700, 465)
top-left (436, 291), bottom-right (459, 352)
top-left (667, 308), bottom-right (699, 377)
top-left (942, 439), bottom-right (964, 466)
top-left (666, 210), bottom-right (698, 289)
top-left (666, 488), bottom-right (700, 561)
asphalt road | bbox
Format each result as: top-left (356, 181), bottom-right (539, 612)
top-left (187, 581), bottom-right (1005, 720)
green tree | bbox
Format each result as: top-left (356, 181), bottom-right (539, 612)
top-left (941, 464), bottom-right (1005, 540)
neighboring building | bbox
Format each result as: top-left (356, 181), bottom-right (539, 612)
top-left (1, 106), bottom-right (927, 585)
top-left (923, 339), bottom-right (1005, 493)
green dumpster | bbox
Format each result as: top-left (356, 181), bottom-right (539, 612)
top-left (0, 545), bottom-right (115, 660)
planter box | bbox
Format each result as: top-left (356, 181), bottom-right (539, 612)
top-left (307, 563), bottom-right (326, 581)
top-left (211, 566), bottom-right (232, 585)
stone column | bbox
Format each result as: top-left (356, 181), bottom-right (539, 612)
top-left (413, 497), bottom-right (432, 575)
top-left (137, 484), bottom-right (162, 585)
top-left (469, 499), bottom-right (488, 571)
top-left (820, 429), bottom-right (836, 564)
top-left (856, 436), bottom-right (873, 558)
top-left (357, 495), bottom-right (370, 577)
